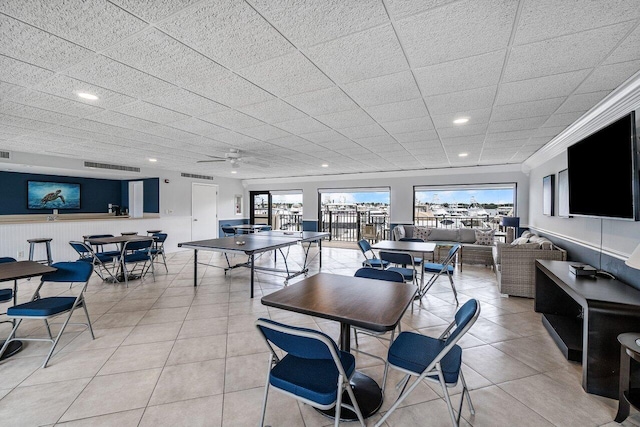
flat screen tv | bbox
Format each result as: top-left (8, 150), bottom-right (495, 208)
top-left (27, 181), bottom-right (81, 209)
top-left (567, 111), bottom-right (639, 220)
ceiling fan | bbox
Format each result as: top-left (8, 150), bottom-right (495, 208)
top-left (196, 148), bottom-right (268, 168)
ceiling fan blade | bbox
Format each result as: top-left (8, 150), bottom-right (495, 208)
top-left (196, 159), bottom-right (226, 163)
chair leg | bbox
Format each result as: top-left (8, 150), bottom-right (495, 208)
top-left (42, 309), bottom-right (75, 368)
top-left (353, 327), bottom-right (359, 347)
top-left (334, 376), bottom-right (343, 427)
top-left (160, 251), bottom-right (168, 272)
top-left (0, 320), bottom-right (22, 359)
top-left (375, 371), bottom-right (424, 427)
top-left (44, 319), bottom-right (54, 340)
top-left (437, 366), bottom-right (458, 427)
top-left (447, 271), bottom-right (459, 305)
top-left (81, 301), bottom-right (95, 339)
top-left (460, 370), bottom-right (474, 415)
top-left (122, 260), bottom-right (129, 287)
top-left (343, 377), bottom-right (366, 426)
top-left (259, 354), bottom-right (272, 427)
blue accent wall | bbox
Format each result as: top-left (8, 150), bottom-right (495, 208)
top-left (303, 220), bottom-right (318, 232)
top-left (0, 171), bottom-right (160, 215)
top-left (0, 171), bottom-right (121, 215)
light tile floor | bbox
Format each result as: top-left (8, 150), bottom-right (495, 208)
top-left (0, 246), bottom-right (639, 426)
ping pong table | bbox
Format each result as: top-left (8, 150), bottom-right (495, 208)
top-left (177, 230), bottom-right (330, 298)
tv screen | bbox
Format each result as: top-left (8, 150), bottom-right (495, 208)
top-left (27, 181), bottom-right (81, 209)
top-left (567, 112), bottom-right (638, 220)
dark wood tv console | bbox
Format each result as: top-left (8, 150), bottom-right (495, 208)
top-left (535, 260), bottom-right (640, 399)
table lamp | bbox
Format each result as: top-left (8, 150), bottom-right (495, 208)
top-left (500, 216), bottom-right (520, 243)
top-left (624, 244), bottom-right (640, 346)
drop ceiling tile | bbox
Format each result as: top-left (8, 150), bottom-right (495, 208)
top-left (110, 0), bottom-right (199, 23)
top-left (340, 123), bottom-right (387, 139)
top-left (32, 74), bottom-right (136, 110)
top-left (0, 123), bottom-right (25, 135)
top-left (88, 111), bottom-right (168, 136)
top-left (385, 0), bottom-right (458, 18)
top-left (0, 15), bottom-right (93, 71)
top-left (542, 111), bottom-right (585, 128)
top-left (514, 0), bottom-right (640, 45)
top-left (491, 98), bottom-right (565, 122)
top-left (556, 91), bottom-right (610, 114)
top-left (241, 125), bottom-right (291, 141)
top-left (301, 130), bottom-right (350, 144)
top-left (0, 58), bottom-right (54, 91)
top-left (306, 24), bottom-right (407, 84)
top-left (605, 24), bottom-right (640, 65)
top-left (531, 126), bottom-right (566, 138)
top-left (285, 86), bottom-right (359, 116)
top-left (415, 50), bottom-right (506, 96)
top-left (200, 109), bottom-right (264, 130)
top-left (7, 89), bottom-right (104, 118)
top-left (158, 0), bottom-right (294, 69)
top-left (145, 88), bottom-right (227, 117)
top-left (186, 71), bottom-right (274, 108)
top-left (575, 59), bottom-right (640, 93)
top-left (425, 85), bottom-right (497, 115)
top-left (250, 0), bottom-right (387, 47)
top-left (344, 71), bottom-right (421, 107)
top-left (401, 140), bottom-right (441, 150)
top-left (317, 139), bottom-right (359, 150)
top-left (430, 108), bottom-right (492, 128)
top-left (496, 69), bottom-right (591, 105)
top-left (65, 55), bottom-right (175, 99)
top-left (365, 98), bottom-right (428, 123)
top-left (383, 117), bottom-right (434, 135)
top-left (355, 135), bottom-right (397, 147)
top-left (395, 0), bottom-right (517, 67)
top-left (480, 147), bottom-right (519, 161)
top-left (0, 113), bottom-right (57, 131)
top-left (484, 129), bottom-right (536, 142)
top-left (277, 117), bottom-right (331, 134)
top-left (504, 22), bottom-right (633, 83)
top-left (2, 0), bottom-right (147, 51)
top-left (238, 51), bottom-right (333, 98)
top-left (166, 117), bottom-right (226, 136)
top-left (441, 135), bottom-right (485, 146)
top-left (484, 139), bottom-right (530, 149)
top-left (209, 131), bottom-right (261, 147)
top-left (239, 99), bottom-right (307, 124)
top-left (113, 101), bottom-right (189, 124)
top-left (488, 116), bottom-right (548, 133)
top-left (437, 123), bottom-right (488, 138)
top-left (393, 129), bottom-right (439, 143)
top-left (0, 102), bottom-right (77, 126)
top-left (315, 109), bottom-right (376, 129)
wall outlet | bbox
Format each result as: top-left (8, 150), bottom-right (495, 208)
top-left (17, 251), bottom-right (24, 259)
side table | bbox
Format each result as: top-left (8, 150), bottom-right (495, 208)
top-left (615, 332), bottom-right (640, 422)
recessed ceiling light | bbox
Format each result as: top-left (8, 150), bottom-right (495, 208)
top-left (231, 170), bottom-right (237, 174)
top-left (321, 163), bottom-right (329, 167)
top-left (77, 92), bottom-right (98, 100)
top-left (458, 152), bottom-right (469, 157)
top-left (453, 117), bottom-right (469, 124)
top-left (148, 158), bottom-right (157, 162)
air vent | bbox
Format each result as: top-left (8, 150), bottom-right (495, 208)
top-left (181, 172), bottom-right (214, 181)
top-left (84, 161), bottom-right (140, 172)
top-left (0, 151), bottom-right (10, 159)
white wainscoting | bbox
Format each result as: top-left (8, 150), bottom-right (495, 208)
top-left (0, 216), bottom-right (194, 263)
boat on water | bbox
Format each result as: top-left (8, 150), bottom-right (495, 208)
top-left (468, 197), bottom-right (489, 217)
top-left (428, 195), bottom-right (448, 216)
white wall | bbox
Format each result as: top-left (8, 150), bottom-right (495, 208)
top-left (244, 164), bottom-right (529, 225)
top-left (528, 152), bottom-right (640, 260)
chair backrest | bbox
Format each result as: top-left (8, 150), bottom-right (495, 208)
top-left (354, 267), bottom-right (404, 283)
top-left (379, 251), bottom-right (413, 266)
top-left (123, 238), bottom-right (154, 252)
top-left (260, 226), bottom-right (272, 232)
top-left (442, 299), bottom-right (480, 346)
top-left (221, 225), bottom-right (235, 236)
top-left (256, 318), bottom-right (339, 361)
top-left (41, 261), bottom-right (93, 283)
top-left (357, 239), bottom-right (372, 256)
top-left (152, 233), bottom-right (168, 243)
top-left (0, 257), bottom-right (17, 264)
top-left (447, 244), bottom-right (461, 260)
top-left (69, 241), bottom-right (94, 259)
top-left (399, 238), bottom-right (424, 242)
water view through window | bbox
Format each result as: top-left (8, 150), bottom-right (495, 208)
top-left (320, 190), bottom-right (390, 242)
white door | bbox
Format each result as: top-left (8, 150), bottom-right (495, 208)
top-left (192, 183), bottom-right (218, 240)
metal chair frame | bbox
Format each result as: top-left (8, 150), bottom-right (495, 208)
top-left (357, 239), bottom-right (388, 269)
top-left (421, 244), bottom-right (461, 305)
top-left (69, 241), bottom-right (119, 282)
top-left (256, 318), bottom-right (365, 427)
top-left (375, 299), bottom-right (481, 427)
top-left (0, 262), bottom-right (95, 368)
top-left (379, 250), bottom-right (419, 287)
top-left (120, 238), bottom-right (155, 287)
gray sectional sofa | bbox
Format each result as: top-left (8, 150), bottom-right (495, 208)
top-left (391, 225), bottom-right (495, 267)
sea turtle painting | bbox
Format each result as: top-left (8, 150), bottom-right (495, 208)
top-left (41, 189), bottom-right (66, 206)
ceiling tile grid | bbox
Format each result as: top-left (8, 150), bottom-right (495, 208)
top-left (0, 1), bottom-right (638, 179)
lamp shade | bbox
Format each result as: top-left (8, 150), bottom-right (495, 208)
top-left (501, 216), bottom-right (520, 228)
top-left (625, 244), bottom-right (640, 270)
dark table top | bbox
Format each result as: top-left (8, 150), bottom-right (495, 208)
top-left (178, 231), bottom-right (330, 254)
top-left (261, 272), bottom-right (417, 333)
top-left (0, 261), bottom-right (57, 282)
top-left (371, 240), bottom-right (436, 253)
top-left (86, 235), bottom-right (152, 245)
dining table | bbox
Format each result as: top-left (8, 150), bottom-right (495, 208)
top-left (371, 239), bottom-right (437, 289)
top-left (85, 235), bottom-right (153, 282)
top-left (261, 272), bottom-right (417, 420)
top-left (0, 261), bottom-right (57, 360)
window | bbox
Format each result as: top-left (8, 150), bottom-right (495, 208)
top-left (414, 184), bottom-right (516, 229)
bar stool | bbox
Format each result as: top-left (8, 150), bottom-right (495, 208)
top-left (121, 232), bottom-right (138, 236)
top-left (27, 238), bottom-right (53, 266)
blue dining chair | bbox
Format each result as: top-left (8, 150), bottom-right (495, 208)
top-left (150, 233), bottom-right (168, 273)
top-left (120, 238), bottom-right (155, 287)
top-left (379, 251), bottom-right (419, 286)
top-left (0, 261), bottom-right (95, 368)
top-left (69, 241), bottom-right (119, 282)
top-left (0, 257), bottom-right (17, 324)
top-left (422, 244), bottom-right (461, 305)
top-left (357, 239), bottom-right (389, 269)
top-left (255, 318), bottom-right (365, 427)
top-left (375, 299), bottom-right (481, 427)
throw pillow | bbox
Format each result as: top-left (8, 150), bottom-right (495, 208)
top-left (511, 236), bottom-right (530, 245)
top-left (474, 229), bottom-right (495, 245)
top-left (413, 226), bottom-right (430, 241)
top-left (393, 225), bottom-right (406, 240)
top-left (521, 231), bottom-right (534, 239)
